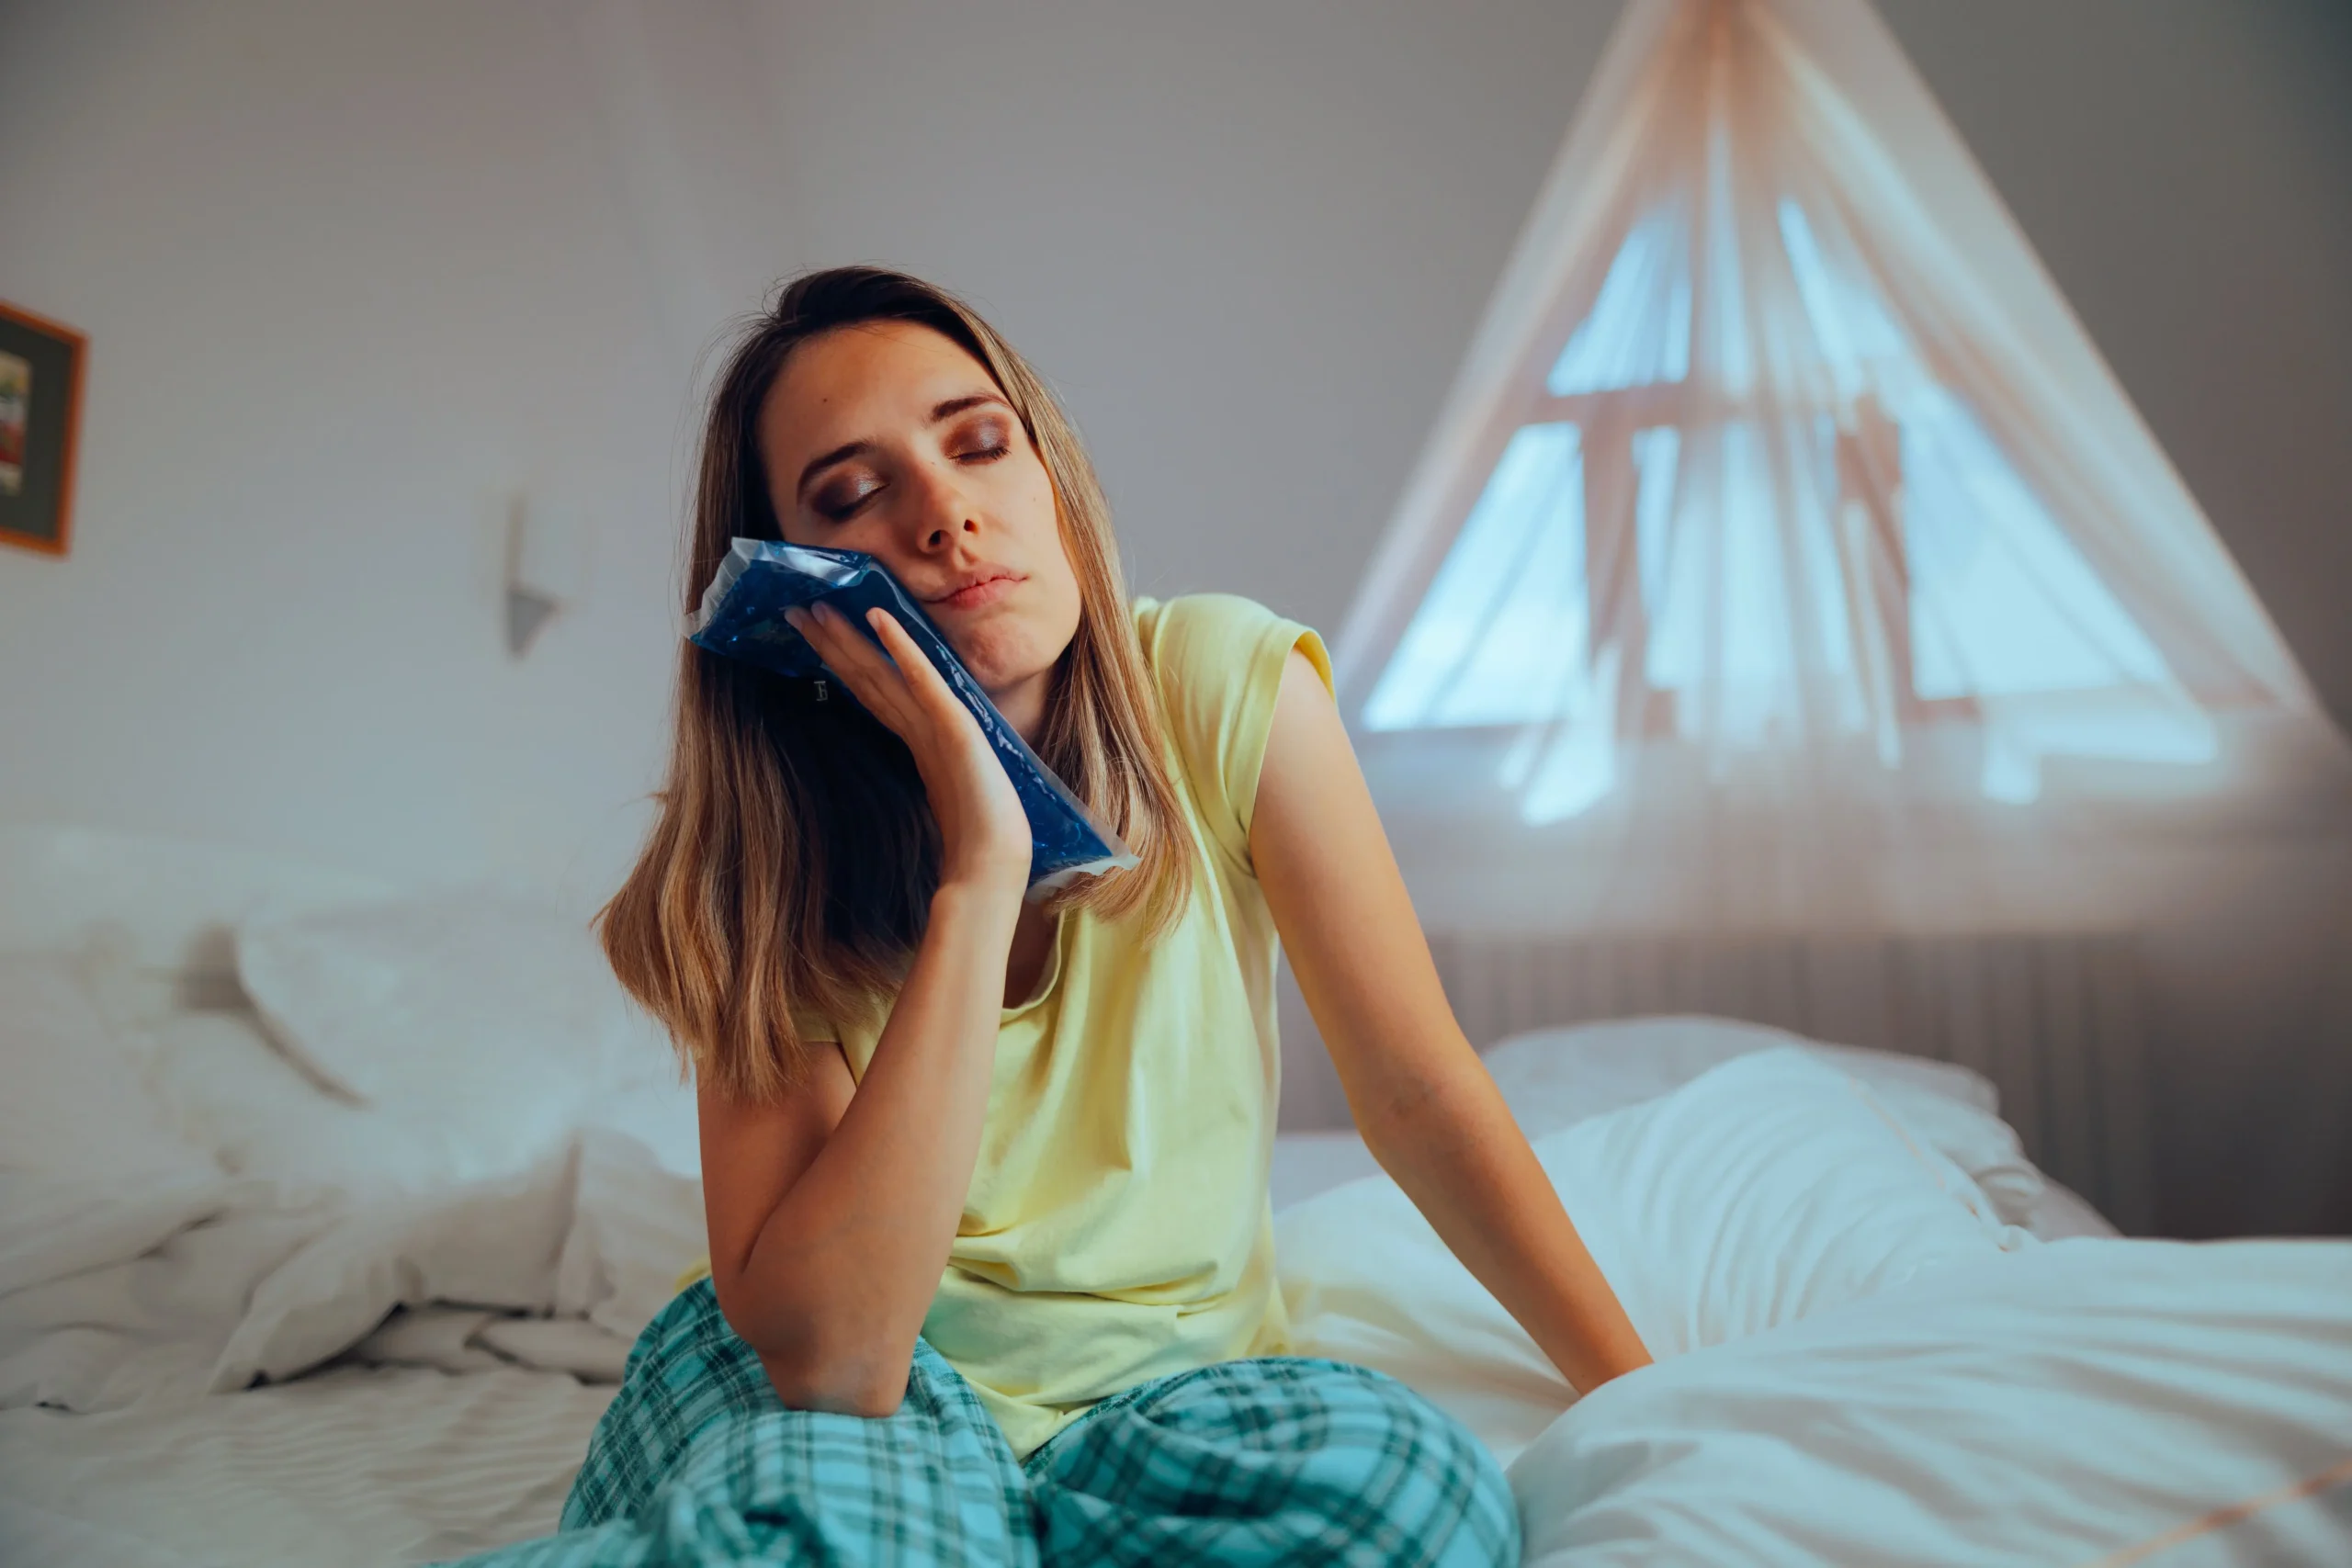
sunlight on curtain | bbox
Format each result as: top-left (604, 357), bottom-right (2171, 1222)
top-left (1334, 0), bottom-right (2350, 931)
top-left (1363, 184), bottom-right (2219, 815)
top-left (1363, 423), bottom-right (1589, 731)
top-left (1546, 206), bottom-right (1691, 395)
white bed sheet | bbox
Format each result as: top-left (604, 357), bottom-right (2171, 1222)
top-left (0, 1129), bottom-right (694, 1567)
top-left (5, 1125), bottom-right (2290, 1568)
top-left (1513, 1237), bottom-right (2352, 1564)
top-left (0, 1130), bottom-right (1412, 1568)
top-left (0, 1363), bottom-right (612, 1568)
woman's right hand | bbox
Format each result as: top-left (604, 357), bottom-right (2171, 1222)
top-left (785, 602), bottom-right (1034, 897)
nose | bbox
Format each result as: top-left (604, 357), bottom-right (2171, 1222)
top-left (903, 458), bottom-right (981, 557)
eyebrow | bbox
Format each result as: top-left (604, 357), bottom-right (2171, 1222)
top-left (794, 393), bottom-right (1012, 501)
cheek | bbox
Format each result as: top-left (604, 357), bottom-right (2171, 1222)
top-left (966, 513), bottom-right (1083, 689)
top-left (1035, 514), bottom-right (1082, 615)
top-left (1010, 459), bottom-right (1085, 634)
top-left (1032, 502), bottom-right (1085, 654)
top-left (983, 564), bottom-right (1084, 684)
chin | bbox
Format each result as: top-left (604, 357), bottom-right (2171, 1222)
top-left (941, 613), bottom-right (1068, 694)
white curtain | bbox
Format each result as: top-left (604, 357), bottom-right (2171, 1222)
top-left (1334, 0), bottom-right (2352, 939)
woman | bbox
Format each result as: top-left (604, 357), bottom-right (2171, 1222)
top-left (469, 267), bottom-right (1649, 1567)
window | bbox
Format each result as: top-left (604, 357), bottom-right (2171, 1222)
top-left (1363, 193), bottom-right (2213, 814)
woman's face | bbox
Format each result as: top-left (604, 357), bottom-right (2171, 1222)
top-left (758, 320), bottom-right (1082, 723)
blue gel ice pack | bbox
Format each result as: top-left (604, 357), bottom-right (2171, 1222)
top-left (688, 538), bottom-right (1139, 897)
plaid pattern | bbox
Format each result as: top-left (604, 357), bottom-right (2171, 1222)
top-left (442, 1280), bottom-right (1518, 1567)
top-left (1024, 1351), bottom-right (1520, 1567)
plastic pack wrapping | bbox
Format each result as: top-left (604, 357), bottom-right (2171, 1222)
top-left (688, 538), bottom-right (1139, 896)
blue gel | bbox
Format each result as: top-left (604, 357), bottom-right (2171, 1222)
top-left (687, 538), bottom-right (1139, 896)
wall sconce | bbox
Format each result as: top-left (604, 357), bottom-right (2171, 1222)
top-left (503, 496), bottom-right (586, 659)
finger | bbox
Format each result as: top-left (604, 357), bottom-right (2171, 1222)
top-left (864, 609), bottom-right (972, 724)
top-left (821, 604), bottom-right (936, 723)
top-left (792, 602), bottom-right (898, 690)
top-left (787, 604), bottom-right (916, 728)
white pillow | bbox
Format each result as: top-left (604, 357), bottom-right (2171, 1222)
top-left (0, 953), bottom-right (219, 1188)
top-left (69, 921), bottom-right (652, 1199)
top-left (140, 1010), bottom-right (694, 1205)
top-left (213, 1122), bottom-right (706, 1391)
top-left (0, 1170), bottom-right (234, 1297)
top-left (212, 1151), bottom-right (577, 1392)
top-left (1481, 1016), bottom-right (2048, 1226)
top-left (1275, 1048), bottom-right (2020, 1464)
top-left (553, 1125), bottom-right (708, 1341)
top-left (233, 890), bottom-right (674, 1182)
top-left (141, 1008), bottom-right (530, 1197)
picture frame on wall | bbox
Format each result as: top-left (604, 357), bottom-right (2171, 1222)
top-left (0, 300), bottom-right (87, 558)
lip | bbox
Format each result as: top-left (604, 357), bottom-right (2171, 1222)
top-left (924, 570), bottom-right (1023, 613)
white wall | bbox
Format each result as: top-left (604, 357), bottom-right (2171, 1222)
top-left (0, 0), bottom-right (804, 908)
top-left (7, 0), bottom-right (2345, 875)
top-left (4, 0), bottom-right (2346, 1226)
top-left (0, 0), bottom-right (1624, 903)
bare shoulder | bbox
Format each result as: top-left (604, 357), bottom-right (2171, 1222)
top-left (1259, 646), bottom-right (1354, 798)
top-left (1272, 643), bottom-right (1337, 711)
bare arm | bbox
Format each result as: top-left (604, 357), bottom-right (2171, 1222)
top-left (699, 603), bottom-right (1030, 1416)
top-left (1250, 650), bottom-right (1652, 1393)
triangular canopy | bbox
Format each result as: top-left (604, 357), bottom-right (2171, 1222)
top-left (1335, 0), bottom-right (2348, 931)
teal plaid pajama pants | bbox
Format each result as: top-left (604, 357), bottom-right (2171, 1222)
top-left (447, 1279), bottom-right (1520, 1566)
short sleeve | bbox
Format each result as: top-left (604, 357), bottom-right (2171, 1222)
top-left (1133, 593), bottom-right (1332, 874)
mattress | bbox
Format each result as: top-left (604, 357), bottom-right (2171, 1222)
top-left (0, 1362), bottom-right (613, 1568)
top-left (0, 993), bottom-right (2119, 1567)
top-left (4, 1140), bottom-right (2118, 1568)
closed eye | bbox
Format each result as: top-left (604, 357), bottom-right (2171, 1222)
top-left (949, 412), bottom-right (1016, 464)
top-left (815, 478), bottom-right (883, 522)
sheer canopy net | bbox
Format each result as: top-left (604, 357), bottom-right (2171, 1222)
top-left (1335, 0), bottom-right (2352, 934)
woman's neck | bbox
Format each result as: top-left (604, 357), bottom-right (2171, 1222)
top-left (988, 666), bottom-right (1056, 748)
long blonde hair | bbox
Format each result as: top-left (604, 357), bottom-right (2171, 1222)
top-left (598, 267), bottom-right (1194, 1102)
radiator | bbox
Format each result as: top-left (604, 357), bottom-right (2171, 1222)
top-left (1417, 931), bottom-right (2160, 1235)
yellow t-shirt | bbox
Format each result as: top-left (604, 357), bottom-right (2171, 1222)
top-left (695, 593), bottom-right (1331, 1460)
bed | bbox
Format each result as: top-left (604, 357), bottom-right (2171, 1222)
top-left (3, 825), bottom-right (2346, 1566)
